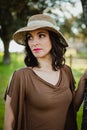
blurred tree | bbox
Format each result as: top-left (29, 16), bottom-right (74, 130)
top-left (0, 0), bottom-right (56, 63)
top-left (60, 14), bottom-right (87, 44)
top-left (45, 2), bottom-right (87, 44)
top-left (81, 0), bottom-right (87, 27)
top-left (0, 0), bottom-right (86, 63)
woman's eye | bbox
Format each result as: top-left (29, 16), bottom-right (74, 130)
top-left (27, 35), bottom-right (33, 40)
top-left (39, 34), bottom-right (45, 38)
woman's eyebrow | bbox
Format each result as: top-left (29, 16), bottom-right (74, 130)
top-left (37, 31), bottom-right (48, 35)
top-left (27, 32), bottom-right (31, 35)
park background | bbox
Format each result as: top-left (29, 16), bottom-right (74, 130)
top-left (0, 0), bottom-right (87, 130)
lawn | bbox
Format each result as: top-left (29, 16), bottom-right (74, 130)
top-left (0, 52), bottom-right (87, 130)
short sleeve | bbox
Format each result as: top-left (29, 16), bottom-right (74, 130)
top-left (64, 65), bottom-right (76, 92)
top-left (4, 69), bottom-right (26, 128)
top-left (69, 67), bottom-right (76, 91)
top-left (4, 71), bottom-right (17, 99)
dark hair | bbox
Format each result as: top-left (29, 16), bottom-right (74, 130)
top-left (24, 30), bottom-right (66, 70)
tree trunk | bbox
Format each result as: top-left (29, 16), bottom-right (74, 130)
top-left (81, 0), bottom-right (87, 27)
top-left (3, 40), bottom-right (11, 64)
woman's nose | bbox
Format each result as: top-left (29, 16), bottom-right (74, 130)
top-left (31, 37), bottom-right (40, 45)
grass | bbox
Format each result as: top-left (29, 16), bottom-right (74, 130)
top-left (0, 52), bottom-right (87, 130)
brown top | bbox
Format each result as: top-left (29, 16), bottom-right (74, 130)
top-left (5, 65), bottom-right (75, 130)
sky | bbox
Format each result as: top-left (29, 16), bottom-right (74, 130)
top-left (0, 39), bottom-right (25, 53)
top-left (0, 0), bottom-right (83, 52)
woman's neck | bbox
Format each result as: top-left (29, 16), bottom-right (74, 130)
top-left (36, 56), bottom-right (53, 72)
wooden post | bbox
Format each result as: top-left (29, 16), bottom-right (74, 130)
top-left (69, 54), bottom-right (72, 67)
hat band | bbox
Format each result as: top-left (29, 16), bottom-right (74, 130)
top-left (27, 20), bottom-right (56, 29)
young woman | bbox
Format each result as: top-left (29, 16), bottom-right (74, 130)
top-left (4, 14), bottom-right (85, 130)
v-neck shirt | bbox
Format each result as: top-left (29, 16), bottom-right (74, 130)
top-left (31, 68), bottom-right (61, 88)
top-left (5, 65), bottom-right (74, 130)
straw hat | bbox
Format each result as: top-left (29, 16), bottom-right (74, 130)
top-left (13, 14), bottom-right (68, 47)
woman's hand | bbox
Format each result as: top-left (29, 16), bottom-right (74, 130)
top-left (4, 95), bottom-right (14, 130)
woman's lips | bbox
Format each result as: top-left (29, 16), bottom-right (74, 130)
top-left (33, 48), bottom-right (42, 52)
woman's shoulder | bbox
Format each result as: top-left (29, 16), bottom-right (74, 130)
top-left (13, 67), bottom-right (32, 76)
top-left (62, 64), bottom-right (71, 71)
top-left (61, 65), bottom-right (74, 78)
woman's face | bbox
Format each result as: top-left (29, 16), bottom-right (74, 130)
top-left (27, 29), bottom-right (52, 59)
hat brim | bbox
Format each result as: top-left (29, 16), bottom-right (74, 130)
top-left (13, 21), bottom-right (68, 47)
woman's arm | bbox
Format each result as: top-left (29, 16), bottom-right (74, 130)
top-left (73, 70), bottom-right (87, 111)
top-left (4, 95), bottom-right (14, 130)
